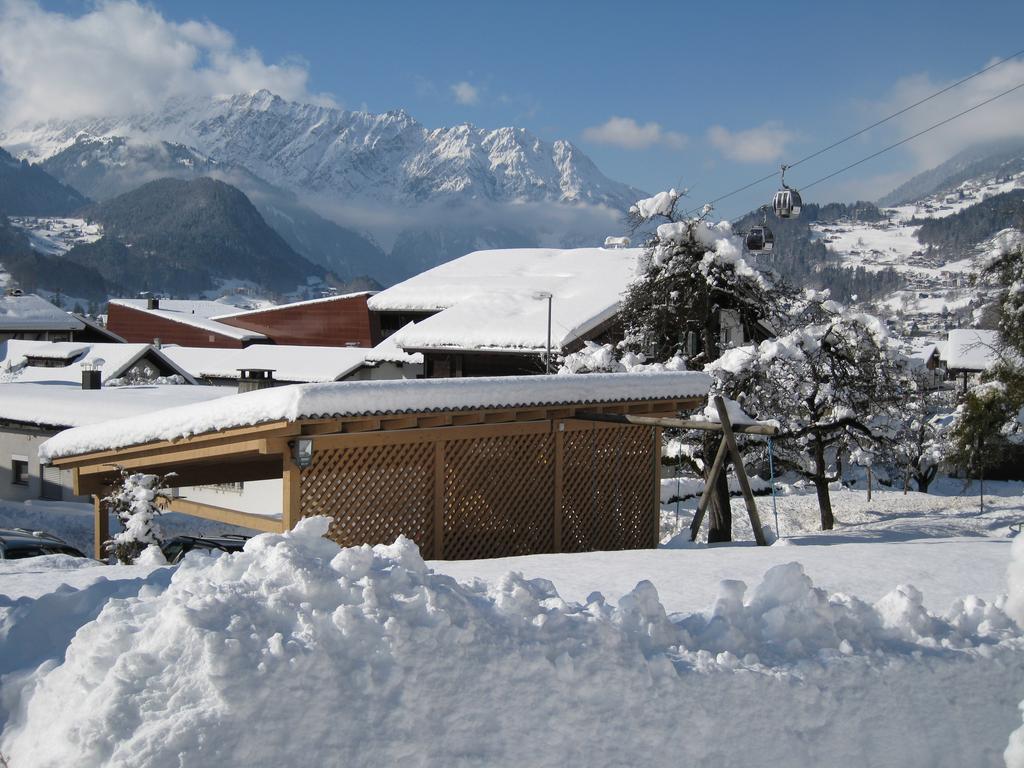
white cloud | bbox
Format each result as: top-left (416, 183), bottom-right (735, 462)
top-left (707, 122), bottom-right (796, 163)
top-left (871, 57), bottom-right (1024, 171)
top-left (0, 0), bottom-right (334, 127)
top-left (582, 116), bottom-right (687, 150)
top-left (451, 81), bottom-right (480, 105)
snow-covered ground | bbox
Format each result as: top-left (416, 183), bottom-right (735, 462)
top-left (1, 482), bottom-right (1022, 766)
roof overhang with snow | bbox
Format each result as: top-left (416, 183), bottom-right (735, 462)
top-left (45, 371), bottom-right (710, 558)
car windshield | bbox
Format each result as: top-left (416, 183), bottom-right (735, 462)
top-left (3, 543), bottom-right (84, 559)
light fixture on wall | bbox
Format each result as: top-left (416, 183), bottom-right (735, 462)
top-left (292, 438), bottom-right (313, 469)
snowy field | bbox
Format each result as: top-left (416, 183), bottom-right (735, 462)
top-left (1, 482), bottom-right (1023, 766)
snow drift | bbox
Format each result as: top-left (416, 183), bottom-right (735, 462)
top-left (1005, 533), bottom-right (1024, 768)
top-left (2, 518), bottom-right (1022, 767)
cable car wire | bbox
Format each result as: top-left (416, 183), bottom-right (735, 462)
top-left (681, 46), bottom-right (1024, 216)
top-left (800, 78), bottom-right (1024, 193)
top-left (787, 46), bottom-right (1024, 173)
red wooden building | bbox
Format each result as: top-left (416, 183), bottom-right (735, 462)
top-left (107, 293), bottom-right (375, 349)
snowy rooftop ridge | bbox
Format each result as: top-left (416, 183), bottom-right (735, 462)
top-left (109, 299), bottom-right (266, 341)
top-left (40, 371), bottom-right (711, 461)
top-left (0, 294), bottom-right (83, 331)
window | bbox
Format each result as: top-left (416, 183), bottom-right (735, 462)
top-left (12, 458), bottom-right (28, 486)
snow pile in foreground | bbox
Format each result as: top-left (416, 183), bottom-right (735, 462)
top-left (1005, 534), bottom-right (1024, 768)
top-left (2, 518), bottom-right (1023, 768)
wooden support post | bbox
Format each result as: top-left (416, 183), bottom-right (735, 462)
top-left (689, 437), bottom-right (729, 541)
top-left (714, 396), bottom-right (767, 546)
top-left (93, 493), bottom-right (108, 561)
top-left (433, 441), bottom-right (445, 560)
top-left (867, 465), bottom-right (873, 502)
top-left (652, 426), bottom-right (662, 547)
top-left (553, 422), bottom-right (564, 552)
top-left (282, 460), bottom-right (302, 533)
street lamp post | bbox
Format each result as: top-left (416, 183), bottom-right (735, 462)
top-left (533, 291), bottom-right (553, 374)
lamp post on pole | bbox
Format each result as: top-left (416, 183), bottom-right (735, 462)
top-left (533, 291), bottom-right (553, 374)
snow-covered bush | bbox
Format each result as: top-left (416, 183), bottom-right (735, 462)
top-left (103, 467), bottom-right (174, 564)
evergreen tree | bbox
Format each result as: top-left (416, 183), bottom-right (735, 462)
top-left (103, 467), bottom-right (174, 564)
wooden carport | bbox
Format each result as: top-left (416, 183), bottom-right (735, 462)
top-left (43, 374), bottom-right (709, 560)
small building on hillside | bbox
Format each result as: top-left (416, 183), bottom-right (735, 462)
top-left (107, 293), bottom-right (376, 349)
top-left (940, 329), bottom-right (999, 392)
top-left (0, 292), bottom-right (84, 342)
top-left (41, 371), bottom-right (710, 559)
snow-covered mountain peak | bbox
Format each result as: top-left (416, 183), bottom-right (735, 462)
top-left (2, 90), bottom-right (643, 210)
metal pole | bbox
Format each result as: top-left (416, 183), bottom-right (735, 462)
top-left (546, 294), bottom-right (552, 374)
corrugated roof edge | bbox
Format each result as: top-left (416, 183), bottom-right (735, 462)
top-left (40, 371), bottom-right (711, 461)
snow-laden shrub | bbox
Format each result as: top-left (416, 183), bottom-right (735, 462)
top-left (103, 467), bottom-right (174, 564)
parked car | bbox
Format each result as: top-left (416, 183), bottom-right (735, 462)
top-left (0, 528), bottom-right (87, 560)
top-left (160, 534), bottom-right (250, 564)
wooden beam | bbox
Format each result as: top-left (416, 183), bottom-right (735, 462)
top-left (689, 437), bottom-right (729, 542)
top-left (573, 411), bottom-right (779, 435)
top-left (714, 396), bottom-right (767, 547)
top-left (77, 438), bottom-right (275, 476)
top-left (282, 462), bottom-right (301, 532)
top-left (652, 426), bottom-right (662, 547)
top-left (341, 418), bottom-right (382, 433)
top-left (433, 441), bottom-right (445, 559)
top-left (553, 422), bottom-right (564, 552)
top-left (93, 494), bottom-right (108, 560)
top-left (168, 498), bottom-right (283, 533)
top-left (50, 420), bottom-right (299, 468)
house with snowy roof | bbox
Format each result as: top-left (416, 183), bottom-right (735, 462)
top-left (107, 292), bottom-right (376, 349)
top-left (939, 329), bottom-right (1000, 392)
top-left (0, 340), bottom-right (210, 503)
top-left (0, 291), bottom-right (84, 342)
top-left (367, 247), bottom-right (648, 377)
top-left (160, 336), bottom-right (422, 387)
top-left (0, 382), bottom-right (231, 504)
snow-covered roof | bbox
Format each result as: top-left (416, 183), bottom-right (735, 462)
top-left (0, 340), bottom-right (194, 384)
top-left (108, 299), bottom-right (266, 341)
top-left (364, 324), bottom-right (424, 365)
top-left (368, 247), bottom-right (644, 352)
top-left (0, 294), bottom-right (83, 331)
top-left (0, 382), bottom-right (232, 430)
top-left (161, 334), bottom-right (422, 383)
top-left (216, 291), bottom-right (374, 318)
top-left (941, 329), bottom-right (999, 371)
top-left (40, 370), bottom-right (711, 460)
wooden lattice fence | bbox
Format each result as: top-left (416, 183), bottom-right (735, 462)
top-left (299, 420), bottom-right (658, 560)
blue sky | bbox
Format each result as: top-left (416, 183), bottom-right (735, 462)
top-left (20, 0), bottom-right (1024, 216)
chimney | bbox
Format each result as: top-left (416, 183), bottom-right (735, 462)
top-left (147, 297), bottom-right (160, 310)
top-left (81, 359), bottom-right (103, 390)
top-left (237, 368), bottom-right (275, 394)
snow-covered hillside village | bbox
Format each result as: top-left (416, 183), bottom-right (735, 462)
top-left (4, 2), bottom-right (1024, 766)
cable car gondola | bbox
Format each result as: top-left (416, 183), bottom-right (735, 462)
top-left (772, 164), bottom-right (802, 219)
top-left (745, 208), bottom-right (775, 254)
